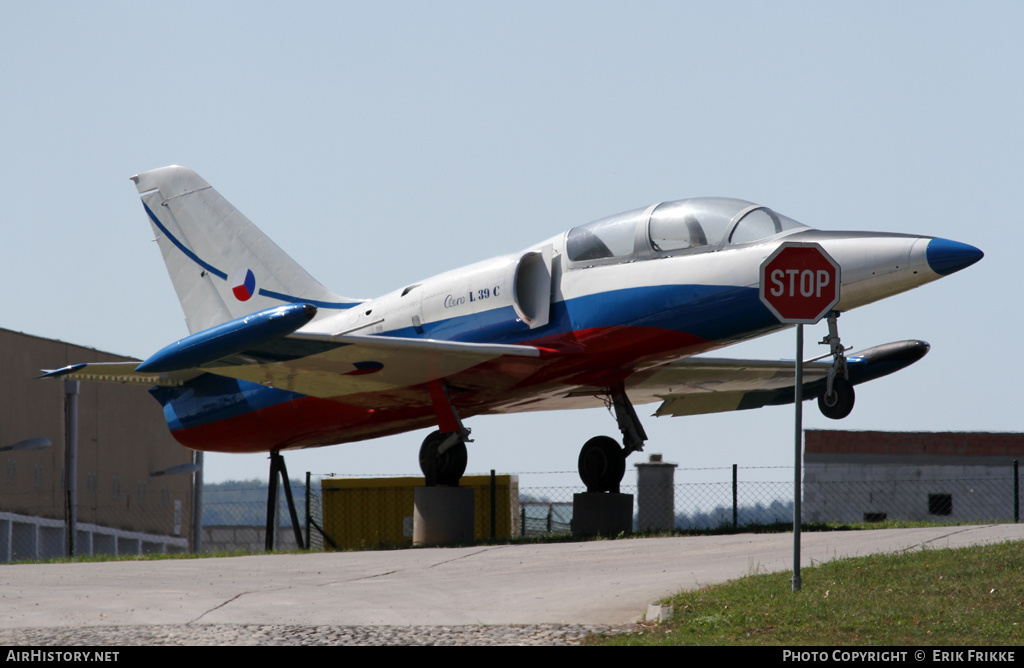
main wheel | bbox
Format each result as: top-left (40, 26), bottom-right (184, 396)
top-left (578, 436), bottom-right (626, 493)
top-left (419, 430), bottom-right (468, 486)
top-left (818, 376), bottom-right (855, 420)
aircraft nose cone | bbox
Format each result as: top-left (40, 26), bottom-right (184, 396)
top-left (926, 238), bottom-right (984, 276)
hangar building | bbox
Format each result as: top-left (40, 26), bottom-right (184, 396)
top-left (0, 328), bottom-right (195, 561)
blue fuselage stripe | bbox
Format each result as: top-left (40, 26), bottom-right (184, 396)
top-left (386, 284), bottom-right (777, 346)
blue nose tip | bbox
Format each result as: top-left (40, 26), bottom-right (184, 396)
top-left (926, 238), bottom-right (984, 276)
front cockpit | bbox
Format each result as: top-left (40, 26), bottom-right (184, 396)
top-left (565, 197), bottom-right (809, 265)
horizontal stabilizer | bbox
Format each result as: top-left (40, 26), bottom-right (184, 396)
top-left (39, 362), bottom-right (200, 387)
top-left (136, 303), bottom-right (317, 373)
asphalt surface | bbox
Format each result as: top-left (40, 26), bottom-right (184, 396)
top-left (2, 524), bottom-right (1022, 645)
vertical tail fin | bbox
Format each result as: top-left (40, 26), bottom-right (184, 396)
top-left (131, 166), bottom-right (363, 334)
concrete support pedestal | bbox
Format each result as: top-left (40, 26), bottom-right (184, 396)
top-left (571, 492), bottom-right (633, 536)
top-left (413, 486), bottom-right (475, 546)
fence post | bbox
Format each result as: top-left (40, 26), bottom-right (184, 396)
top-left (490, 469), bottom-right (496, 539)
top-left (521, 508), bottom-right (526, 537)
top-left (732, 464), bottom-right (738, 528)
top-left (305, 471), bottom-right (312, 550)
top-left (1014, 460), bottom-right (1019, 524)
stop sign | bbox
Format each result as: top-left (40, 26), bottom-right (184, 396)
top-left (759, 242), bottom-right (841, 324)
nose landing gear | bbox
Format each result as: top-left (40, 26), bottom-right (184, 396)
top-left (818, 312), bottom-right (855, 419)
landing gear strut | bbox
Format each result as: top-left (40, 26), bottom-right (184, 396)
top-left (265, 451), bottom-right (305, 551)
top-left (817, 312), bottom-right (855, 419)
top-left (577, 383), bottom-right (647, 493)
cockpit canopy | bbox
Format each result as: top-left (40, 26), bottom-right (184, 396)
top-left (566, 197), bottom-right (809, 264)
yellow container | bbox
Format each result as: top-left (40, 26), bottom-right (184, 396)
top-left (320, 475), bottom-right (519, 550)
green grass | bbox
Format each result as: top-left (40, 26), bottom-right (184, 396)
top-left (592, 541), bottom-right (1024, 646)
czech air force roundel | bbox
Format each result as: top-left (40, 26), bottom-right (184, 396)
top-left (232, 268), bottom-right (256, 301)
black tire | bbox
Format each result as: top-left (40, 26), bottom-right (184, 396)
top-left (818, 376), bottom-right (855, 420)
top-left (578, 436), bottom-right (626, 493)
top-left (419, 430), bottom-right (468, 486)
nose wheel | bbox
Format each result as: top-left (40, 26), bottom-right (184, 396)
top-left (818, 376), bottom-right (854, 419)
top-left (818, 312), bottom-right (855, 419)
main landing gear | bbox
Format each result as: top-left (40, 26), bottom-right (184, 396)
top-left (419, 380), bottom-right (471, 486)
top-left (817, 312), bottom-right (855, 420)
top-left (578, 382), bottom-right (647, 493)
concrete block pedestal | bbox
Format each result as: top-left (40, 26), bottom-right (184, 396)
top-left (413, 486), bottom-right (475, 546)
top-left (571, 492), bottom-right (633, 536)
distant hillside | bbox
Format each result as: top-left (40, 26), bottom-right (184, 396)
top-left (203, 479), bottom-right (308, 526)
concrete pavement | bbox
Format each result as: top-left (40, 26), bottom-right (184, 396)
top-left (2, 524), bottom-right (1021, 632)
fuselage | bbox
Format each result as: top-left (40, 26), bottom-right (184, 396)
top-left (153, 197), bottom-right (982, 453)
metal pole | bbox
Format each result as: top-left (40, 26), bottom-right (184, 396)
top-left (306, 471), bottom-right (312, 549)
top-left (266, 452), bottom-right (280, 551)
top-left (490, 469), bottom-right (496, 539)
top-left (793, 324), bottom-right (803, 593)
top-left (274, 455), bottom-right (304, 549)
top-left (192, 450), bottom-right (203, 553)
top-left (63, 380), bottom-right (79, 558)
top-left (732, 464), bottom-right (738, 528)
top-left (1014, 460), bottom-right (1019, 524)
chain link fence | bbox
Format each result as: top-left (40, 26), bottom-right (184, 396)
top-left (2, 465), bottom-right (1018, 560)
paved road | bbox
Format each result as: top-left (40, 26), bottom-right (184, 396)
top-left (1, 524), bottom-right (1021, 645)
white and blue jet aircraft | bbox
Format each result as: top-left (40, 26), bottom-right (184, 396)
top-left (47, 166), bottom-right (982, 492)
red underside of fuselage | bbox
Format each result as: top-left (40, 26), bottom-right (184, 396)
top-left (169, 325), bottom-right (714, 453)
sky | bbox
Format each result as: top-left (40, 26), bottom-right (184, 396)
top-left (1, 2), bottom-right (1020, 489)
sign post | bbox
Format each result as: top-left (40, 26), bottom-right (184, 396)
top-left (759, 242), bottom-right (840, 592)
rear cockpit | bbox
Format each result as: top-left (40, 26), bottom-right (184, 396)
top-left (565, 197), bottom-right (809, 265)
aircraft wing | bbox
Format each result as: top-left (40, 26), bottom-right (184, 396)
top-left (41, 329), bottom-right (542, 399)
top-left (195, 332), bottom-right (542, 399)
top-left (42, 332), bottom-right (925, 421)
top-left (628, 340), bottom-right (929, 417)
